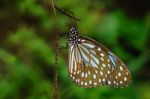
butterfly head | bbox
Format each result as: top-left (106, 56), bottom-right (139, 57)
top-left (68, 27), bottom-right (80, 46)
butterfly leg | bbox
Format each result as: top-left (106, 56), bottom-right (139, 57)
top-left (58, 46), bottom-right (68, 49)
top-left (58, 32), bottom-right (68, 37)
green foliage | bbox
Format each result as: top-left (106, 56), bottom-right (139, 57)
top-left (0, 0), bottom-right (150, 99)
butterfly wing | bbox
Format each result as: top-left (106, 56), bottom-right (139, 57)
top-left (68, 35), bottom-right (132, 88)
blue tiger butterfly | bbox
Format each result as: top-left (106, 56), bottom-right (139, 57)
top-left (68, 26), bottom-right (132, 88)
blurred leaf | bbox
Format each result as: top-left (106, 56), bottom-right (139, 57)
top-left (8, 27), bottom-right (55, 65)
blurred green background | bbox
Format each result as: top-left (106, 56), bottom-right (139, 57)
top-left (0, 0), bottom-right (150, 99)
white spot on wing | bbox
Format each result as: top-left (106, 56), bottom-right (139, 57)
top-left (85, 73), bottom-right (88, 77)
top-left (101, 57), bottom-right (104, 61)
top-left (116, 83), bottom-right (118, 86)
top-left (76, 79), bottom-right (78, 82)
top-left (108, 64), bottom-right (111, 68)
top-left (100, 53), bottom-right (104, 57)
top-left (115, 76), bottom-right (118, 79)
top-left (99, 79), bottom-right (101, 82)
top-left (77, 79), bottom-right (80, 83)
top-left (72, 76), bottom-right (75, 79)
top-left (120, 66), bottom-right (123, 71)
top-left (118, 72), bottom-right (121, 77)
top-left (102, 63), bottom-right (106, 68)
top-left (81, 81), bottom-right (83, 85)
top-left (114, 81), bottom-right (116, 84)
top-left (107, 71), bottom-right (110, 74)
top-left (93, 74), bottom-right (96, 79)
top-left (120, 81), bottom-right (123, 84)
top-left (124, 77), bottom-right (127, 81)
top-left (100, 71), bottom-right (103, 75)
top-left (81, 39), bottom-right (85, 42)
top-left (81, 72), bottom-right (84, 77)
top-left (108, 81), bottom-right (111, 85)
top-left (95, 70), bottom-right (98, 73)
top-left (85, 82), bottom-right (87, 86)
top-left (89, 80), bottom-right (92, 84)
top-left (98, 48), bottom-right (101, 51)
top-left (102, 78), bottom-right (105, 82)
top-left (94, 82), bottom-right (97, 85)
top-left (101, 67), bottom-right (104, 70)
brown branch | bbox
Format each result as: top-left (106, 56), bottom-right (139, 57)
top-left (54, 4), bottom-right (80, 21)
top-left (48, 1), bottom-right (79, 99)
top-left (51, 0), bottom-right (59, 99)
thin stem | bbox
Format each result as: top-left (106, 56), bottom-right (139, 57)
top-left (51, 0), bottom-right (59, 99)
top-left (50, 1), bottom-right (79, 99)
top-left (54, 4), bottom-right (80, 21)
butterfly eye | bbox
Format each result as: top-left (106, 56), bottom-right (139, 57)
top-left (68, 27), bottom-right (132, 88)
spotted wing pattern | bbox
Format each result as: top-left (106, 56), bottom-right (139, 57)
top-left (68, 35), bottom-right (132, 88)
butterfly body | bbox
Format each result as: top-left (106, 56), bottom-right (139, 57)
top-left (68, 26), bottom-right (132, 88)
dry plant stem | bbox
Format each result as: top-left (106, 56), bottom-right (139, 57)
top-left (51, 0), bottom-right (59, 99)
top-left (51, 1), bottom-right (79, 99)
top-left (54, 5), bottom-right (80, 21)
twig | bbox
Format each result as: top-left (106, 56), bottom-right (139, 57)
top-left (54, 4), bottom-right (80, 21)
top-left (50, 1), bottom-right (79, 99)
top-left (51, 0), bottom-right (59, 99)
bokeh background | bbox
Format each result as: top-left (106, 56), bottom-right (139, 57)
top-left (0, 0), bottom-right (150, 99)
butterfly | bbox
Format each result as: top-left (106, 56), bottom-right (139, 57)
top-left (68, 26), bottom-right (132, 88)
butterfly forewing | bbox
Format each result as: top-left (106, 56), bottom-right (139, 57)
top-left (68, 27), bottom-right (132, 88)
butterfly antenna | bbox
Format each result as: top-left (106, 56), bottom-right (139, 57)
top-left (66, 11), bottom-right (79, 31)
top-left (71, 12), bottom-right (78, 27)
